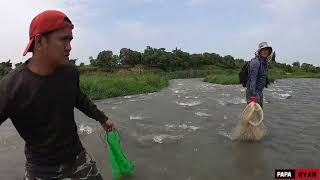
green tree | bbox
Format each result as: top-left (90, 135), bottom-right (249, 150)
top-left (0, 60), bottom-right (12, 69)
top-left (235, 58), bottom-right (246, 68)
top-left (301, 63), bottom-right (316, 73)
top-left (142, 46), bottom-right (168, 67)
top-left (222, 55), bottom-right (236, 69)
top-left (0, 60), bottom-right (13, 76)
top-left (292, 61), bottom-right (300, 68)
top-left (15, 62), bottom-right (23, 68)
top-left (171, 48), bottom-right (191, 69)
top-left (69, 58), bottom-right (78, 65)
top-left (120, 48), bottom-right (142, 65)
top-left (91, 50), bottom-right (117, 69)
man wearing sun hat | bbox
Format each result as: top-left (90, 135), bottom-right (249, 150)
top-left (0, 10), bottom-right (114, 179)
top-left (246, 41), bottom-right (274, 109)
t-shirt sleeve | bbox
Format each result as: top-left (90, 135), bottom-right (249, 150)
top-left (0, 82), bottom-right (11, 125)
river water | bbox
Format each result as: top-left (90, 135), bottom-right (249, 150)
top-left (1, 78), bottom-right (319, 179)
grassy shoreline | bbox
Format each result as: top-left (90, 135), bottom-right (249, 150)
top-left (80, 69), bottom-right (320, 100)
top-left (79, 69), bottom-right (214, 99)
top-left (1, 69), bottom-right (319, 100)
top-left (204, 72), bottom-right (320, 85)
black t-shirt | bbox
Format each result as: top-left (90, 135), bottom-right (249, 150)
top-left (0, 60), bottom-right (108, 165)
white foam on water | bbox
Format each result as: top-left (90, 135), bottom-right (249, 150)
top-left (179, 123), bottom-right (200, 131)
top-left (171, 88), bottom-right (185, 94)
top-left (218, 99), bottom-right (225, 106)
top-left (279, 93), bottom-right (291, 98)
top-left (195, 112), bottom-right (211, 117)
top-left (222, 93), bottom-right (231, 97)
top-left (124, 95), bottom-right (133, 99)
top-left (152, 134), bottom-right (184, 144)
top-left (197, 108), bottom-right (208, 111)
top-left (218, 97), bottom-right (246, 105)
top-left (230, 97), bottom-right (247, 104)
top-left (263, 97), bottom-right (269, 104)
top-left (113, 101), bottom-right (124, 105)
top-left (216, 123), bottom-right (233, 140)
top-left (179, 123), bottom-right (188, 129)
top-left (165, 124), bottom-right (176, 129)
top-left (185, 96), bottom-right (199, 99)
top-left (275, 88), bottom-right (285, 92)
top-left (218, 131), bottom-right (233, 140)
top-left (165, 123), bottom-right (200, 131)
top-left (78, 124), bottom-right (94, 134)
top-left (199, 84), bottom-right (216, 91)
top-left (240, 88), bottom-right (246, 92)
top-left (224, 116), bottom-right (228, 120)
top-left (129, 116), bottom-right (144, 120)
top-left (175, 101), bottom-right (202, 106)
top-left (111, 106), bottom-right (116, 110)
top-left (189, 126), bottom-right (200, 131)
top-left (272, 92), bottom-right (292, 99)
top-left (178, 83), bottom-right (183, 86)
top-left (266, 88), bottom-right (276, 92)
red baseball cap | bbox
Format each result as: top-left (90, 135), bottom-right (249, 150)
top-left (23, 10), bottom-right (74, 56)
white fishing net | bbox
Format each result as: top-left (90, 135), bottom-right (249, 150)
top-left (232, 102), bottom-right (267, 141)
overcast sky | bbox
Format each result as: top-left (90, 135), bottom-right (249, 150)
top-left (0, 0), bottom-right (319, 66)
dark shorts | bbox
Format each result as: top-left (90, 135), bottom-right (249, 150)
top-left (24, 151), bottom-right (103, 180)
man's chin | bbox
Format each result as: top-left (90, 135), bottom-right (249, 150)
top-left (56, 58), bottom-right (69, 65)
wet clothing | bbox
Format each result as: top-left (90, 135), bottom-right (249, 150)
top-left (246, 57), bottom-right (269, 108)
top-left (246, 90), bottom-right (264, 109)
top-left (0, 60), bottom-right (107, 177)
top-left (24, 150), bottom-right (103, 180)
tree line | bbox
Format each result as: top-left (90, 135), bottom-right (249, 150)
top-left (1, 46), bottom-right (319, 76)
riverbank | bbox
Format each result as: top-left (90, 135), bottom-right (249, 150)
top-left (80, 68), bottom-right (320, 99)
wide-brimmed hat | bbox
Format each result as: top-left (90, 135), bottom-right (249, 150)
top-left (255, 42), bottom-right (272, 56)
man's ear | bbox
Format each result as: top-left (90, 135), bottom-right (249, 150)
top-left (34, 34), bottom-right (43, 51)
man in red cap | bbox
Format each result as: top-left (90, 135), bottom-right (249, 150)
top-left (0, 10), bottom-right (114, 179)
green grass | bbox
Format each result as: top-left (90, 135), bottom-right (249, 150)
top-left (2, 66), bottom-right (319, 100)
top-left (269, 72), bottom-right (320, 81)
top-left (79, 69), bottom-right (220, 99)
top-left (204, 70), bottom-right (320, 85)
top-left (80, 73), bottom-right (169, 99)
top-left (80, 68), bottom-right (320, 99)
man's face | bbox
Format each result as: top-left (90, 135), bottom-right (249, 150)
top-left (259, 48), bottom-right (270, 59)
top-left (43, 28), bottom-right (73, 66)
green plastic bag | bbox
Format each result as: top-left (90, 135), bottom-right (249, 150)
top-left (106, 129), bottom-right (134, 180)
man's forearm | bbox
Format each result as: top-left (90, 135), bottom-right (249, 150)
top-left (75, 91), bottom-right (108, 124)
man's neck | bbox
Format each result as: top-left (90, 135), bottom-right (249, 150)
top-left (259, 56), bottom-right (267, 62)
top-left (27, 56), bottom-right (57, 76)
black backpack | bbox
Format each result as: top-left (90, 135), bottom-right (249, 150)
top-left (239, 62), bottom-right (250, 87)
top-left (239, 60), bottom-right (270, 88)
